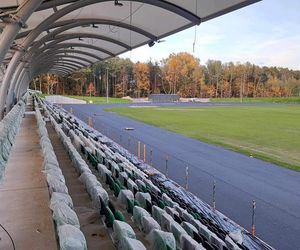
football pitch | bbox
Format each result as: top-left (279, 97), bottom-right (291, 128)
top-left (106, 105), bottom-right (300, 171)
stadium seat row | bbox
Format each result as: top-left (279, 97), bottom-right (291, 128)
top-left (0, 93), bottom-right (27, 181)
top-left (35, 98), bottom-right (87, 250)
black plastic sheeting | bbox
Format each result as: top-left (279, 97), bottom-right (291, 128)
top-left (50, 102), bottom-right (274, 250)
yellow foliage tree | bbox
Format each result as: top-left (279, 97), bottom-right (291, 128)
top-left (162, 52), bottom-right (203, 97)
top-left (86, 82), bottom-right (96, 97)
top-left (133, 63), bottom-right (150, 97)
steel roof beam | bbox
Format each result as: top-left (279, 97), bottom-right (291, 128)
top-left (32, 37), bottom-right (117, 59)
top-left (35, 32), bottom-right (131, 50)
top-left (44, 42), bottom-right (116, 57)
top-left (33, 56), bottom-right (88, 68)
top-left (35, 49), bottom-right (103, 62)
top-left (17, 18), bottom-right (157, 41)
top-left (37, 54), bottom-right (94, 65)
top-left (35, 0), bottom-right (201, 25)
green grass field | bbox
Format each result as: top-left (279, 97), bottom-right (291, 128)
top-left (211, 96), bottom-right (300, 104)
top-left (106, 106), bottom-right (300, 171)
top-left (38, 94), bottom-right (131, 104)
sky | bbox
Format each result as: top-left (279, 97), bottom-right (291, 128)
top-left (120, 0), bottom-right (300, 70)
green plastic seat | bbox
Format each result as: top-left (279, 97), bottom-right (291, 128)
top-left (114, 210), bottom-right (126, 222)
top-left (106, 174), bottom-right (114, 187)
top-left (127, 198), bottom-right (134, 214)
top-left (127, 172), bottom-right (132, 179)
top-left (112, 181), bottom-right (121, 197)
top-left (115, 179), bottom-right (122, 187)
top-left (192, 212), bottom-right (201, 220)
top-left (139, 186), bottom-right (147, 193)
top-left (127, 199), bottom-right (140, 214)
top-left (134, 199), bottom-right (141, 207)
top-left (105, 206), bottom-right (115, 228)
top-left (158, 200), bottom-right (165, 209)
top-left (89, 154), bottom-right (99, 168)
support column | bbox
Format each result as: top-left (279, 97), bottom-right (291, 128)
top-left (16, 69), bottom-right (27, 99)
top-left (18, 71), bottom-right (29, 98)
top-left (6, 63), bottom-right (25, 111)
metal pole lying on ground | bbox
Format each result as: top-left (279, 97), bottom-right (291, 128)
top-left (252, 200), bottom-right (256, 237)
top-left (138, 141), bottom-right (141, 160)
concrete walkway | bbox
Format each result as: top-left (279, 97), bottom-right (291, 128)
top-left (0, 110), bottom-right (57, 249)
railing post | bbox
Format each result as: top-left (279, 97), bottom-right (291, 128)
top-left (150, 149), bottom-right (153, 166)
top-left (252, 200), bottom-right (256, 237)
top-left (138, 141), bottom-right (141, 160)
top-left (213, 180), bottom-right (216, 211)
top-left (185, 166), bottom-right (189, 190)
top-left (143, 144), bottom-right (146, 162)
top-left (165, 156), bottom-right (169, 178)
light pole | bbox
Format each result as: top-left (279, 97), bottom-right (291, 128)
top-left (98, 73), bottom-right (101, 96)
top-left (106, 67), bottom-right (109, 103)
top-left (154, 73), bottom-right (157, 94)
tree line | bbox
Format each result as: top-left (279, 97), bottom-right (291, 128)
top-left (31, 52), bottom-right (300, 98)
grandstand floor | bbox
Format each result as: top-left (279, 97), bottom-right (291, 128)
top-left (0, 107), bottom-right (57, 249)
top-left (64, 102), bottom-right (300, 250)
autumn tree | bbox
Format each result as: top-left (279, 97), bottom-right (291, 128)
top-left (44, 74), bottom-right (59, 94)
top-left (133, 62), bottom-right (150, 97)
top-left (148, 60), bottom-right (163, 94)
top-left (70, 68), bottom-right (92, 95)
top-left (162, 52), bottom-right (203, 97)
top-left (31, 55), bottom-right (300, 99)
top-left (86, 82), bottom-right (96, 96)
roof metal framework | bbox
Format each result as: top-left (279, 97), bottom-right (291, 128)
top-left (0, 0), bottom-right (261, 118)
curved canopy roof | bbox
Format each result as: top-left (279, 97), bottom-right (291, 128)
top-left (0, 0), bottom-right (260, 77)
